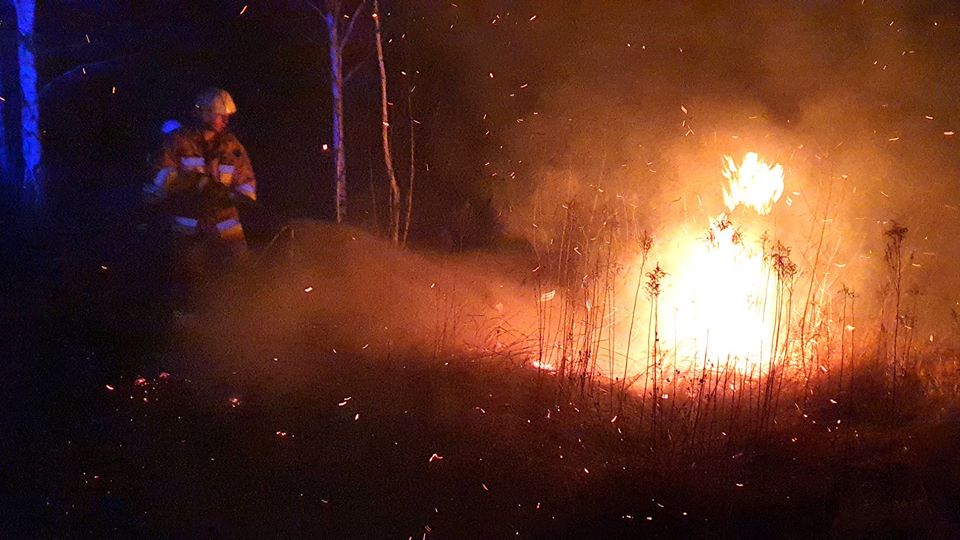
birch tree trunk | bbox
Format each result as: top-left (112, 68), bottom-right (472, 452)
top-left (0, 78), bottom-right (7, 185)
top-left (373, 0), bottom-right (400, 244)
top-left (324, 6), bottom-right (347, 223)
top-left (14, 0), bottom-right (40, 209)
top-left (320, 0), bottom-right (364, 224)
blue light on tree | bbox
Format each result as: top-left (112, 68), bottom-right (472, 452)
top-left (15, 0), bottom-right (40, 205)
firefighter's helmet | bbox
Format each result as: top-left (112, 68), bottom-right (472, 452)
top-left (195, 88), bottom-right (237, 116)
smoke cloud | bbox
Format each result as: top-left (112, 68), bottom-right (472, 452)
top-left (185, 221), bottom-right (540, 382)
top-left (427, 2), bottom-right (960, 344)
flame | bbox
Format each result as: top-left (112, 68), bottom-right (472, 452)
top-left (658, 215), bottom-right (774, 373)
top-left (624, 152), bottom-right (787, 375)
top-left (722, 152), bottom-right (784, 215)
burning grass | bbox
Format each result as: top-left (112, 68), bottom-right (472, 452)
top-left (517, 151), bottom-right (960, 446)
top-left (157, 153), bottom-right (960, 470)
top-left (13, 152), bottom-right (959, 535)
top-left (11, 205), bottom-right (960, 537)
top-left (175, 182), bottom-right (960, 455)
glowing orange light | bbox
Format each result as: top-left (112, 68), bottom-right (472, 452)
top-left (722, 152), bottom-right (784, 215)
top-left (626, 152), bottom-right (788, 375)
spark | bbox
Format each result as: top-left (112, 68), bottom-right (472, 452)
top-left (105, 384), bottom-right (115, 391)
top-left (239, 4), bottom-right (248, 15)
top-left (304, 286), bottom-right (314, 292)
top-left (428, 453), bottom-right (444, 462)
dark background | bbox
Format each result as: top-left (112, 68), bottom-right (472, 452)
top-left (15, 0), bottom-right (496, 245)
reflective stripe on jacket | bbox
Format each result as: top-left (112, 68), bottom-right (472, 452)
top-left (151, 126), bottom-right (256, 204)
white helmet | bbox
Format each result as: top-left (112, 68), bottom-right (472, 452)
top-left (195, 87), bottom-right (237, 115)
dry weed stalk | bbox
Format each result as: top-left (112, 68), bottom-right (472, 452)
top-left (884, 221), bottom-right (908, 414)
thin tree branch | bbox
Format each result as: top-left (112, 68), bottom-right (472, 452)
top-left (303, 0), bottom-right (324, 17)
top-left (340, 1), bottom-right (367, 49)
top-left (344, 60), bottom-right (366, 85)
top-left (39, 52), bottom-right (142, 98)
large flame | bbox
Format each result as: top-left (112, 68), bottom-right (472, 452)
top-left (636, 153), bottom-right (787, 374)
top-left (722, 152), bottom-right (784, 215)
top-left (658, 215), bottom-right (773, 373)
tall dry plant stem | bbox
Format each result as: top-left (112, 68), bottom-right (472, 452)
top-left (621, 232), bottom-right (652, 412)
top-left (884, 221), bottom-right (908, 413)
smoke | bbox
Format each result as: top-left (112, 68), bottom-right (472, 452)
top-left (185, 221), bottom-right (540, 382)
top-left (178, 3), bottom-right (960, 383)
top-left (429, 2), bottom-right (960, 345)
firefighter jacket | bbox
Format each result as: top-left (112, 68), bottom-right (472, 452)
top-left (145, 126), bottom-right (256, 239)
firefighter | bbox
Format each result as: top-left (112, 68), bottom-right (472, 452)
top-left (144, 88), bottom-right (256, 312)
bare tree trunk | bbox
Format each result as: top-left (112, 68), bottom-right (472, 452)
top-left (373, 0), bottom-right (400, 243)
top-left (324, 6), bottom-right (347, 223)
top-left (319, 0), bottom-right (364, 223)
top-left (0, 86), bottom-right (7, 185)
top-left (15, 0), bottom-right (40, 209)
top-left (401, 78), bottom-right (415, 248)
top-left (368, 149), bottom-right (379, 232)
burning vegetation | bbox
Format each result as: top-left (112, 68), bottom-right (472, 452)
top-left (511, 146), bottom-right (959, 449)
top-left (7, 2), bottom-right (960, 537)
